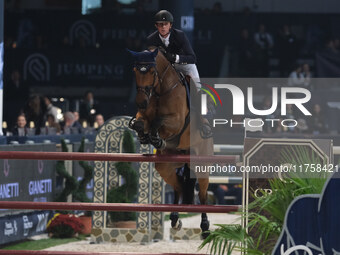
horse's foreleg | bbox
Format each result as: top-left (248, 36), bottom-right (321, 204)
top-left (149, 117), bottom-right (166, 149)
top-left (129, 112), bottom-right (150, 144)
top-left (197, 178), bottom-right (210, 239)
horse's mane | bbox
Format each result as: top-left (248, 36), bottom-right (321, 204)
top-left (147, 46), bottom-right (168, 64)
top-left (147, 46), bottom-right (157, 51)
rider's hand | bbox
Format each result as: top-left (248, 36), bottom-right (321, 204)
top-left (165, 52), bottom-right (176, 63)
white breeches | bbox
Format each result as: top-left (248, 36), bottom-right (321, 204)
top-left (173, 63), bottom-right (201, 89)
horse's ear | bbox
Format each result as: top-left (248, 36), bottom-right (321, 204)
top-left (126, 48), bottom-right (138, 57)
top-left (152, 48), bottom-right (158, 58)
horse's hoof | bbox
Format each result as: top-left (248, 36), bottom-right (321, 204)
top-left (200, 220), bottom-right (210, 232)
top-left (172, 219), bottom-right (182, 230)
top-left (139, 134), bottom-right (150, 144)
top-left (134, 121), bottom-right (145, 134)
top-left (158, 140), bottom-right (166, 150)
top-left (200, 123), bottom-right (213, 139)
top-left (170, 212), bottom-right (179, 227)
top-left (201, 230), bottom-right (210, 239)
top-left (128, 117), bottom-right (136, 129)
top-left (150, 136), bottom-right (165, 149)
top-left (129, 118), bottom-right (145, 133)
top-left (170, 212), bottom-right (181, 230)
top-left (128, 117), bottom-right (137, 129)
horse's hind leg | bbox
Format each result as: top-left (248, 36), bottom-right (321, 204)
top-left (156, 161), bottom-right (184, 230)
top-left (170, 191), bottom-right (182, 230)
top-left (181, 164), bottom-right (196, 205)
top-left (197, 177), bottom-right (210, 239)
top-left (170, 164), bottom-right (196, 231)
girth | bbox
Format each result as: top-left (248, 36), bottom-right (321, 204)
top-left (164, 112), bottom-right (190, 150)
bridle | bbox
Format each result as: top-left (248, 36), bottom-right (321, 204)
top-left (135, 62), bottom-right (158, 99)
top-left (134, 61), bottom-right (178, 100)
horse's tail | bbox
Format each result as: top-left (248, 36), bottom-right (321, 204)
top-left (181, 164), bottom-right (197, 205)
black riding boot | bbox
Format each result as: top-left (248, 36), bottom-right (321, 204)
top-left (190, 85), bottom-right (214, 139)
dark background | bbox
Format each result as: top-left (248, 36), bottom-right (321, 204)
top-left (2, 0), bottom-right (340, 140)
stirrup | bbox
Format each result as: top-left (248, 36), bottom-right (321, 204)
top-left (200, 123), bottom-right (213, 139)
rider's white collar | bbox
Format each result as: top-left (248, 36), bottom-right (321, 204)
top-left (159, 33), bottom-right (171, 47)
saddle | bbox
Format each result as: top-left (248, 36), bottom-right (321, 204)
top-left (176, 71), bottom-right (191, 109)
top-left (175, 71), bottom-right (213, 139)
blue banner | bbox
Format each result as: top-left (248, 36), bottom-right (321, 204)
top-left (0, 210), bottom-right (50, 245)
top-left (0, 144), bottom-right (56, 203)
top-left (273, 171), bottom-right (340, 254)
top-left (5, 49), bottom-right (132, 87)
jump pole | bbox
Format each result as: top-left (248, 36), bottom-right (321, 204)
top-left (0, 151), bottom-right (238, 163)
top-left (0, 201), bottom-right (240, 213)
top-left (0, 251), bottom-right (203, 255)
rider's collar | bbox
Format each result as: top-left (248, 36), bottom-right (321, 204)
top-left (159, 32), bottom-right (171, 39)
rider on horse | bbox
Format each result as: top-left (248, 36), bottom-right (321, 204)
top-left (147, 10), bottom-right (213, 138)
top-left (128, 14), bottom-right (213, 236)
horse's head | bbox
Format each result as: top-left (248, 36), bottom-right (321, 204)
top-left (128, 48), bottom-right (159, 110)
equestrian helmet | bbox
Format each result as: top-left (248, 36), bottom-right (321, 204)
top-left (155, 10), bottom-right (173, 23)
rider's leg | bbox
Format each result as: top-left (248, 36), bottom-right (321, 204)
top-left (174, 64), bottom-right (213, 138)
top-left (173, 64), bottom-right (200, 87)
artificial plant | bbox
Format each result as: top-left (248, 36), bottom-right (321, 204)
top-left (107, 130), bottom-right (138, 222)
top-left (73, 137), bottom-right (93, 203)
top-left (55, 139), bottom-right (78, 202)
top-left (55, 138), bottom-right (93, 205)
top-left (47, 213), bottom-right (84, 238)
top-left (199, 146), bottom-right (329, 255)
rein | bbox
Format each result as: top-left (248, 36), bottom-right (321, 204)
top-left (153, 63), bottom-right (179, 98)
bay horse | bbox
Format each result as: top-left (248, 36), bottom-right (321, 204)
top-left (128, 48), bottom-right (213, 238)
